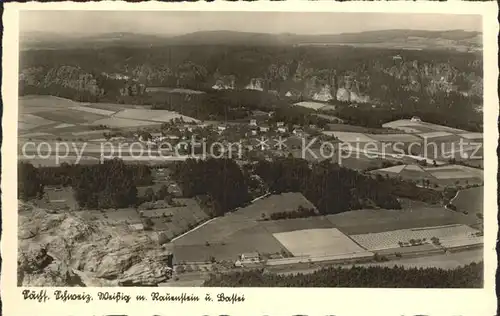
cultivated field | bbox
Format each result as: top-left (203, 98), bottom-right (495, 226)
top-left (146, 87), bottom-right (206, 94)
top-left (323, 123), bottom-right (394, 134)
top-left (79, 102), bottom-right (143, 111)
top-left (367, 133), bottom-right (421, 143)
top-left (34, 109), bottom-right (107, 125)
top-left (18, 113), bottom-right (56, 129)
top-left (171, 195), bottom-right (335, 263)
top-left (69, 105), bottom-right (117, 116)
top-left (322, 131), bottom-right (376, 143)
top-left (294, 101), bottom-right (328, 111)
top-left (113, 109), bottom-right (199, 123)
top-left (383, 119), bottom-right (466, 134)
top-left (91, 117), bottom-right (161, 128)
top-left (260, 217), bottom-right (336, 234)
top-left (325, 203), bottom-right (479, 235)
top-left (351, 224), bottom-right (481, 251)
top-left (458, 133), bottom-right (483, 140)
top-left (172, 216), bottom-right (289, 263)
top-left (19, 95), bottom-right (77, 112)
top-left (232, 193), bottom-right (317, 220)
top-left (273, 228), bottom-right (367, 257)
top-left (452, 186), bottom-right (483, 215)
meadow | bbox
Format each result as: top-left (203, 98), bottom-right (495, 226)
top-left (273, 228), bottom-right (367, 257)
top-left (351, 224), bottom-right (481, 251)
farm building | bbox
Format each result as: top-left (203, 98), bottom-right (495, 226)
top-left (259, 125), bottom-right (270, 132)
top-left (240, 252), bottom-right (260, 262)
top-left (277, 126), bottom-right (288, 133)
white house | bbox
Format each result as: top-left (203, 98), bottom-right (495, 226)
top-left (249, 119), bottom-right (257, 126)
top-left (293, 128), bottom-right (305, 137)
top-left (411, 116), bottom-right (422, 122)
top-left (277, 126), bottom-right (288, 134)
top-left (259, 125), bottom-right (270, 132)
top-left (240, 252), bottom-right (260, 262)
top-left (276, 122), bottom-right (285, 127)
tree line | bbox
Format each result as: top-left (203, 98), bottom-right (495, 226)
top-left (253, 158), bottom-right (442, 215)
top-left (203, 262), bottom-right (483, 288)
top-left (18, 160), bottom-right (153, 209)
top-left (170, 158), bottom-right (251, 216)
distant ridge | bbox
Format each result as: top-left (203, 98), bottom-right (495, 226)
top-left (20, 29), bottom-right (482, 51)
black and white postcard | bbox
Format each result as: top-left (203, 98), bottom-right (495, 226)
top-left (2, 2), bottom-right (498, 316)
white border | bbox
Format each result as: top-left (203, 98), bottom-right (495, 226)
top-left (2, 2), bottom-right (498, 316)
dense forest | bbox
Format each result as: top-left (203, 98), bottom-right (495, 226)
top-left (20, 44), bottom-right (483, 131)
top-left (203, 262), bottom-right (483, 288)
top-left (18, 160), bottom-right (153, 209)
top-left (253, 158), bottom-right (441, 214)
top-left (19, 157), bottom-right (443, 214)
top-left (170, 158), bottom-right (251, 216)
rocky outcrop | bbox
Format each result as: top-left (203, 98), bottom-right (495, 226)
top-left (18, 203), bottom-right (173, 287)
top-left (245, 78), bottom-right (265, 91)
top-left (20, 66), bottom-right (103, 96)
top-left (19, 49), bottom-right (482, 104)
top-left (212, 74), bottom-right (236, 90)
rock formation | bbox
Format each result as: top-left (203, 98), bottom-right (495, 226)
top-left (18, 202), bottom-right (173, 287)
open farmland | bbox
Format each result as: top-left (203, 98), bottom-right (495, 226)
top-left (294, 101), bottom-right (328, 111)
top-left (146, 87), bottom-right (206, 94)
top-left (367, 133), bottom-right (422, 143)
top-left (19, 95), bottom-right (78, 113)
top-left (232, 193), bottom-right (317, 220)
top-left (34, 109), bottom-right (107, 124)
top-left (171, 194), bottom-right (334, 263)
top-left (458, 133), bottom-right (483, 140)
top-left (172, 215), bottom-right (289, 263)
top-left (140, 198), bottom-right (210, 241)
top-left (91, 117), bottom-right (161, 128)
top-left (324, 123), bottom-right (396, 134)
top-left (273, 228), bottom-right (367, 257)
top-left (370, 164), bottom-right (437, 182)
top-left (18, 114), bottom-right (56, 130)
top-left (452, 186), bottom-right (483, 214)
top-left (325, 203), bottom-right (480, 235)
top-left (383, 119), bottom-right (466, 134)
top-left (351, 224), bottom-right (481, 251)
top-left (322, 131), bottom-right (376, 143)
top-left (69, 105), bottom-right (117, 116)
top-left (260, 217), bottom-right (335, 234)
top-left (79, 102), bottom-right (145, 111)
top-left (113, 109), bottom-right (199, 123)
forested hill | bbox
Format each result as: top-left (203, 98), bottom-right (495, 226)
top-left (19, 42), bottom-right (483, 131)
top-left (21, 29), bottom-right (481, 51)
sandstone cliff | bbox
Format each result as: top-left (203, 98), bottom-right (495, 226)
top-left (19, 47), bottom-right (482, 106)
top-left (18, 202), bottom-right (173, 287)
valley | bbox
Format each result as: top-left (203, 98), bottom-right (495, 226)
top-left (17, 29), bottom-right (484, 288)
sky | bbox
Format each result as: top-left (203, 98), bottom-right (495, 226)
top-left (20, 11), bottom-right (482, 36)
